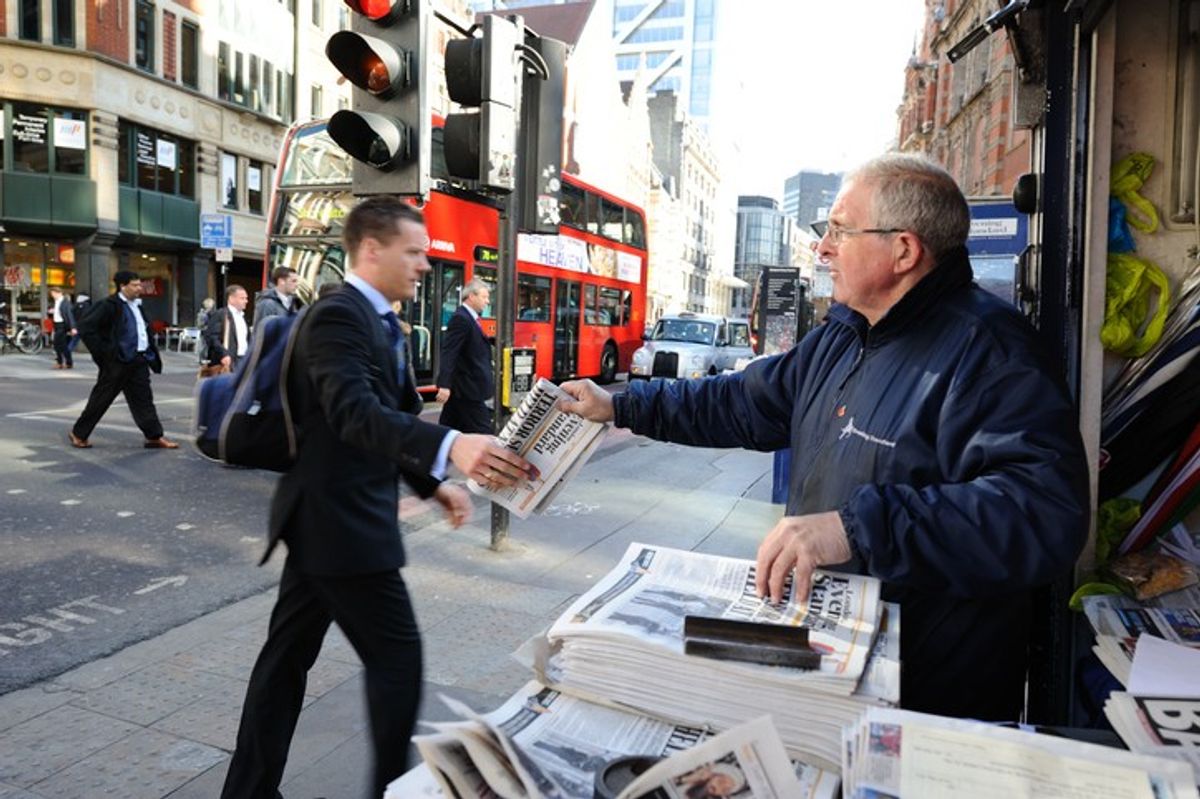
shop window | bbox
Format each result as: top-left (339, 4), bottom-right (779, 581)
top-left (218, 42), bottom-right (231, 100)
top-left (11, 105), bottom-right (51, 173)
top-left (181, 21), bottom-right (199, 89)
top-left (53, 110), bottom-right (87, 175)
top-left (136, 0), bottom-right (155, 72)
top-left (54, 0), bottom-right (75, 46)
top-left (221, 152), bottom-right (239, 209)
top-left (517, 275), bottom-right (551, 322)
top-left (20, 0), bottom-right (40, 41)
top-left (247, 160), bottom-right (264, 214)
top-left (6, 103), bottom-right (88, 175)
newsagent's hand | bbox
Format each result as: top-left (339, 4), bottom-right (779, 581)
top-left (449, 433), bottom-right (539, 489)
top-left (434, 483), bottom-right (472, 528)
top-left (557, 379), bottom-right (614, 423)
top-left (755, 511), bottom-right (852, 605)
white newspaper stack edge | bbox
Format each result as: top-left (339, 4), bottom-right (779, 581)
top-left (538, 542), bottom-right (889, 771)
top-left (468, 378), bottom-right (609, 518)
top-left (1105, 693), bottom-right (1200, 787)
top-left (1081, 591), bottom-right (1200, 686)
top-left (843, 706), bottom-right (1200, 798)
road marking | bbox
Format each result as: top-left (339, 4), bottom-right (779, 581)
top-left (133, 575), bottom-right (188, 595)
top-left (7, 489), bottom-right (26, 494)
top-left (6, 397), bottom-right (193, 419)
top-left (176, 523), bottom-right (195, 531)
top-left (0, 597), bottom-right (125, 656)
top-left (117, 511), bottom-right (135, 517)
top-left (60, 499), bottom-right (81, 506)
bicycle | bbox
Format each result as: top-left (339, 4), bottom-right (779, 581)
top-left (0, 303), bottom-right (45, 354)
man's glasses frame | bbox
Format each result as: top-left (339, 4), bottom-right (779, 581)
top-left (810, 220), bottom-right (906, 246)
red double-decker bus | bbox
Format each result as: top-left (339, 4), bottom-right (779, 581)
top-left (263, 119), bottom-right (648, 390)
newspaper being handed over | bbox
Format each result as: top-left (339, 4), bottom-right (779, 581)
top-left (468, 378), bottom-right (608, 518)
top-left (394, 682), bottom-right (838, 799)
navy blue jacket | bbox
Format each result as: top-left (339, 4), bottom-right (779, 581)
top-left (436, 305), bottom-right (494, 402)
top-left (614, 247), bottom-right (1089, 719)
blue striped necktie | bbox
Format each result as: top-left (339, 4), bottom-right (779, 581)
top-left (381, 311), bottom-right (407, 380)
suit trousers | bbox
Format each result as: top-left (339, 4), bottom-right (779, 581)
top-left (53, 323), bottom-right (73, 366)
top-left (72, 359), bottom-right (163, 440)
top-left (220, 563), bottom-right (422, 799)
top-left (438, 397), bottom-right (492, 435)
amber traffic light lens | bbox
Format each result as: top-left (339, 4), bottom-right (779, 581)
top-left (366, 60), bottom-right (390, 93)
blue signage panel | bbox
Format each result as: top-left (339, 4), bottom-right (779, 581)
top-left (199, 214), bottom-right (233, 249)
top-left (966, 200), bottom-right (1028, 305)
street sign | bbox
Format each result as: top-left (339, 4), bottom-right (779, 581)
top-left (214, 247), bottom-right (233, 262)
top-left (200, 214), bottom-right (234, 249)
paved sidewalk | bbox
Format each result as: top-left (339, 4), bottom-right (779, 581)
top-left (0, 424), bottom-right (780, 798)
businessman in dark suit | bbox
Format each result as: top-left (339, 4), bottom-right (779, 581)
top-left (435, 278), bottom-right (495, 433)
top-left (203, 284), bottom-right (250, 371)
top-left (49, 287), bottom-right (77, 369)
top-left (221, 197), bottom-right (536, 799)
top-left (68, 271), bottom-right (178, 449)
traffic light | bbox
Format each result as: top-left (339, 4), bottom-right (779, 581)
top-left (326, 0), bottom-right (430, 198)
top-left (442, 15), bottom-right (522, 192)
top-left (519, 34), bottom-right (566, 233)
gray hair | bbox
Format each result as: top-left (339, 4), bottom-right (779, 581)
top-left (463, 278), bottom-right (491, 298)
top-left (844, 153), bottom-right (970, 260)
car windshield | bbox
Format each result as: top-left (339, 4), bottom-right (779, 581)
top-left (652, 319), bottom-right (716, 344)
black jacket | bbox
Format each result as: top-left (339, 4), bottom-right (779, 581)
top-left (51, 296), bottom-right (76, 329)
top-left (78, 293), bottom-right (162, 374)
top-left (613, 247), bottom-right (1089, 720)
top-left (263, 284), bottom-right (452, 575)
top-left (436, 305), bottom-right (494, 402)
top-left (203, 307), bottom-right (248, 365)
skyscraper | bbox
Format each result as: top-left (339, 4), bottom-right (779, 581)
top-left (783, 170), bottom-right (842, 230)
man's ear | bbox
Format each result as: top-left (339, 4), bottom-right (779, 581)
top-left (892, 231), bottom-right (926, 275)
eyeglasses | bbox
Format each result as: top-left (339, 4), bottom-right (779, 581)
top-left (811, 220), bottom-right (905, 246)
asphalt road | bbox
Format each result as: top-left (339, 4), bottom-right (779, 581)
top-left (0, 348), bottom-right (291, 694)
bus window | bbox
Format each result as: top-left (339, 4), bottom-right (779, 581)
top-left (598, 287), bottom-right (621, 326)
top-left (584, 284), bottom-right (599, 324)
top-left (560, 182), bottom-right (586, 230)
top-left (585, 192), bottom-right (601, 236)
top-left (474, 265), bottom-right (497, 318)
top-left (625, 210), bottom-right (646, 249)
top-left (601, 198), bottom-right (624, 241)
top-left (517, 274), bottom-right (551, 321)
top-left (621, 290), bottom-right (632, 325)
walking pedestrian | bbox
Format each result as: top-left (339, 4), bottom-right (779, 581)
top-left (48, 287), bottom-right (76, 369)
top-left (252, 266), bottom-right (301, 328)
top-left (68, 271), bottom-right (179, 449)
top-left (203, 285), bottom-right (250, 372)
top-left (220, 196), bottom-right (536, 799)
top-left (435, 279), bottom-right (495, 433)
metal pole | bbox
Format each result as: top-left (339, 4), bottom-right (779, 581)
top-left (490, 14), bottom-right (525, 551)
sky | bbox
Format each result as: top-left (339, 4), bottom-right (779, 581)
top-left (712, 0), bottom-right (928, 201)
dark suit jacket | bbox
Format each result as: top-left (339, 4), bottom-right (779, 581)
top-left (203, 308), bottom-right (247, 365)
top-left (435, 305), bottom-right (494, 402)
top-left (264, 284), bottom-right (451, 576)
top-left (52, 297), bottom-right (76, 329)
top-left (78, 293), bottom-right (162, 374)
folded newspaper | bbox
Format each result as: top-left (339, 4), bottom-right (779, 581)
top-left (389, 682), bottom-right (839, 799)
top-left (520, 542), bottom-right (895, 772)
top-left (843, 706), bottom-right (1200, 798)
top-left (1081, 588), bottom-right (1200, 685)
top-left (1105, 693), bottom-right (1200, 787)
top-left (468, 378), bottom-right (608, 518)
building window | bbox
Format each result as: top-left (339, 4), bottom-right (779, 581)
top-left (249, 55), bottom-right (261, 112)
top-left (181, 21), bottom-right (199, 89)
top-left (218, 42), bottom-right (231, 100)
top-left (136, 1), bottom-right (156, 72)
top-left (54, 0), bottom-right (75, 46)
top-left (20, 0), bottom-right (40, 41)
top-left (311, 84), bottom-right (323, 119)
top-left (247, 160), bottom-right (264, 214)
top-left (4, 103), bottom-right (89, 175)
top-left (312, 0), bottom-right (322, 27)
top-left (221, 152), bottom-right (239, 209)
top-left (118, 121), bottom-right (194, 197)
top-left (234, 51), bottom-right (245, 104)
top-left (264, 62), bottom-right (275, 112)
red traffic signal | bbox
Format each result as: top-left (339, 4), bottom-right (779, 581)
top-left (341, 0), bottom-right (407, 25)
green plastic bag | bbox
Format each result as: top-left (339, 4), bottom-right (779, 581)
top-left (1101, 252), bottom-right (1170, 358)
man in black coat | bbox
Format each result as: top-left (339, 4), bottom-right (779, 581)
top-left (203, 284), bottom-right (250, 371)
top-left (252, 265), bottom-right (301, 328)
top-left (48, 287), bottom-right (76, 369)
top-left (220, 197), bottom-right (537, 799)
top-left (435, 278), bottom-right (495, 433)
top-left (68, 271), bottom-right (178, 450)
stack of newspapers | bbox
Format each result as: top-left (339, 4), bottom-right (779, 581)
top-left (468, 378), bottom-right (608, 518)
top-left (525, 542), bottom-right (898, 772)
top-left (842, 706), bottom-right (1200, 798)
top-left (395, 686), bottom-right (838, 799)
top-left (1080, 587), bottom-right (1200, 685)
top-left (1105, 693), bottom-right (1200, 787)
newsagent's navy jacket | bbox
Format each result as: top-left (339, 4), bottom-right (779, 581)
top-left (613, 246), bottom-right (1089, 720)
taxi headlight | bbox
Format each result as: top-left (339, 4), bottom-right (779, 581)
top-left (632, 348), bottom-right (650, 364)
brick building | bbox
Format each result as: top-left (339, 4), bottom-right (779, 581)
top-left (897, 0), bottom-right (1029, 197)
